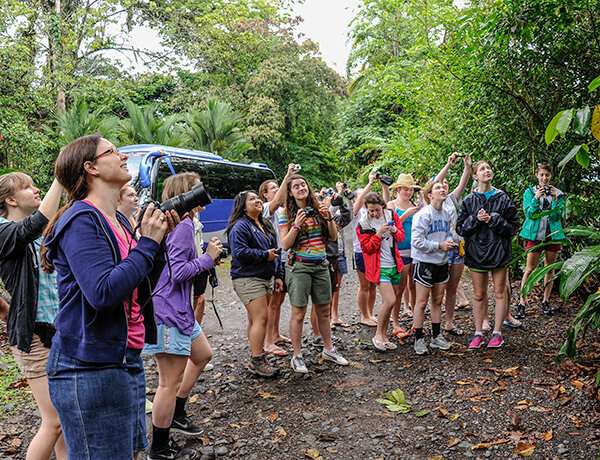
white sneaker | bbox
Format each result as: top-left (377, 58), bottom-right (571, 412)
top-left (203, 363), bottom-right (214, 372)
top-left (322, 348), bottom-right (349, 366)
top-left (414, 337), bottom-right (429, 355)
top-left (291, 354), bottom-right (308, 373)
top-left (430, 334), bottom-right (451, 350)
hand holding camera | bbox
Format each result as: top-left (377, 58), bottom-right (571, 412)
top-left (375, 172), bottom-right (394, 187)
top-left (267, 248), bottom-right (280, 261)
top-left (294, 208), bottom-right (307, 227)
top-left (439, 240), bottom-right (456, 251)
top-left (139, 203), bottom-right (169, 243)
top-left (205, 237), bottom-right (224, 262)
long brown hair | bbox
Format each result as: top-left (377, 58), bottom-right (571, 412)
top-left (161, 172), bottom-right (201, 220)
top-left (258, 179), bottom-right (277, 202)
top-left (284, 174), bottom-right (331, 248)
top-left (40, 133), bottom-right (102, 273)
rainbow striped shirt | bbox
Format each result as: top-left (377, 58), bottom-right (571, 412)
top-left (279, 208), bottom-right (326, 261)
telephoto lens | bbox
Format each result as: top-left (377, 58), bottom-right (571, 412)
top-left (160, 183), bottom-right (212, 216)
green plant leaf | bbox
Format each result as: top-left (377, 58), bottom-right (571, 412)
top-left (556, 109), bottom-right (574, 137)
top-left (589, 75), bottom-right (600, 93)
top-left (415, 410), bottom-right (430, 417)
top-left (576, 147), bottom-right (590, 168)
top-left (559, 245), bottom-right (600, 299)
top-left (572, 107), bottom-right (591, 135)
top-left (558, 144), bottom-right (588, 175)
top-left (592, 106), bottom-right (600, 142)
top-left (559, 226), bottom-right (600, 238)
top-left (391, 389), bottom-right (406, 404)
top-left (521, 262), bottom-right (563, 298)
top-left (545, 110), bottom-right (565, 145)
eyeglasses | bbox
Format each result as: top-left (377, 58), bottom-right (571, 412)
top-left (92, 146), bottom-right (121, 161)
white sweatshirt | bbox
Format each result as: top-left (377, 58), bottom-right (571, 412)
top-left (411, 204), bottom-right (455, 265)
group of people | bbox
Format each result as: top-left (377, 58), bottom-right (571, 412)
top-left (0, 132), bottom-right (566, 460)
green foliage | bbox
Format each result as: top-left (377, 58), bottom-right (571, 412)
top-left (376, 388), bottom-right (412, 413)
top-left (0, 354), bottom-right (34, 416)
top-left (183, 99), bottom-right (253, 161)
top-left (116, 101), bottom-right (183, 146)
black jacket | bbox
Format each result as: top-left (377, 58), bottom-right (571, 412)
top-left (456, 189), bottom-right (520, 270)
top-left (0, 211), bottom-right (49, 353)
top-left (326, 201), bottom-right (352, 261)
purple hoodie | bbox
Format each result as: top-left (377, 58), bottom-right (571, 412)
top-left (153, 218), bottom-right (214, 335)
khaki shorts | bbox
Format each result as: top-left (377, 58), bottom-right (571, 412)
top-left (232, 277), bottom-right (273, 306)
top-left (11, 334), bottom-right (50, 380)
top-left (285, 259), bottom-right (332, 307)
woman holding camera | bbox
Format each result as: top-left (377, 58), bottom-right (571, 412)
top-left (143, 172), bottom-right (221, 460)
top-left (227, 190), bottom-right (284, 377)
top-left (456, 160), bottom-right (519, 349)
top-left (0, 174), bottom-right (66, 460)
top-left (40, 134), bottom-right (175, 459)
top-left (258, 163), bottom-right (296, 356)
top-left (279, 174), bottom-right (348, 373)
top-left (517, 162), bottom-right (566, 316)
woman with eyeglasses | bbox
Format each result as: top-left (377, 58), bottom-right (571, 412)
top-left (226, 190), bottom-right (283, 377)
top-left (517, 162), bottom-right (566, 317)
top-left (40, 134), bottom-right (181, 460)
top-left (0, 173), bottom-right (65, 460)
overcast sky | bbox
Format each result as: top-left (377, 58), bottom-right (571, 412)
top-left (288, 0), bottom-right (361, 75)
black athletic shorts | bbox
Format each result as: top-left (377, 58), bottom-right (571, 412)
top-left (412, 261), bottom-right (449, 288)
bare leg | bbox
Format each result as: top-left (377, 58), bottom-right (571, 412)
top-left (413, 282), bottom-right (431, 330)
top-left (367, 282), bottom-right (377, 321)
top-left (444, 263), bottom-right (464, 331)
top-left (314, 303), bottom-right (334, 349)
top-left (357, 271), bottom-right (377, 324)
top-left (391, 264), bottom-right (410, 331)
top-left (26, 376), bottom-right (67, 460)
top-left (374, 283), bottom-right (396, 344)
top-left (519, 251), bottom-right (542, 305)
top-left (289, 306), bottom-right (307, 357)
top-left (243, 295), bottom-right (269, 356)
top-left (490, 268), bottom-right (508, 334)
top-left (193, 294), bottom-right (206, 325)
top-left (152, 354), bottom-right (188, 428)
top-left (543, 251), bottom-right (559, 302)
top-left (406, 270), bottom-right (416, 314)
top-left (265, 291), bottom-right (285, 351)
top-left (310, 304), bottom-right (319, 339)
top-left (177, 333), bottom-right (213, 398)
top-left (430, 283), bottom-right (447, 326)
top-left (330, 273), bottom-right (344, 325)
top-left (470, 270), bottom-right (489, 334)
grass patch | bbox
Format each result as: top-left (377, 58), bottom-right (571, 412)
top-left (0, 352), bottom-right (35, 416)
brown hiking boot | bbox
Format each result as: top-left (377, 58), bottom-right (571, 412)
top-left (248, 354), bottom-right (278, 377)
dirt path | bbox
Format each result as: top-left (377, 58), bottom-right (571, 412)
top-left (3, 249), bottom-right (600, 459)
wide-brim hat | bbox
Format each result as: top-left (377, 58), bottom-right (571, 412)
top-left (390, 174), bottom-right (421, 190)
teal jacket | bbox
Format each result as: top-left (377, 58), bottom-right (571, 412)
top-left (519, 185), bottom-right (566, 241)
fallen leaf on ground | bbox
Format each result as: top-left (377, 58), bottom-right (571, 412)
top-left (304, 448), bottom-right (322, 459)
top-left (455, 380), bottom-right (472, 385)
top-left (543, 429), bottom-right (553, 441)
top-left (188, 394), bottom-right (198, 404)
top-left (349, 360), bottom-right (365, 369)
top-left (450, 414), bottom-right (459, 421)
top-left (448, 437), bottom-right (461, 447)
top-left (514, 442), bottom-right (535, 456)
top-left (270, 413), bottom-right (278, 422)
top-left (369, 359), bottom-right (384, 363)
top-left (415, 410), bottom-right (430, 417)
top-left (428, 456), bottom-right (444, 460)
top-left (257, 390), bottom-right (278, 399)
top-left (492, 387), bottom-right (507, 393)
top-left (472, 439), bottom-right (510, 449)
top-left (439, 408), bottom-right (448, 416)
top-left (572, 380), bottom-right (584, 390)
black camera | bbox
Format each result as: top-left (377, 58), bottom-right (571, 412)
top-left (343, 189), bottom-right (356, 200)
top-left (301, 206), bottom-right (316, 218)
top-left (325, 188), bottom-right (334, 195)
top-left (140, 183), bottom-right (213, 221)
top-left (375, 172), bottom-right (394, 187)
top-left (543, 185), bottom-right (551, 195)
top-left (217, 246), bottom-right (229, 261)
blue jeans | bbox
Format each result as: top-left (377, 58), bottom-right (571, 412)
top-left (46, 346), bottom-right (148, 459)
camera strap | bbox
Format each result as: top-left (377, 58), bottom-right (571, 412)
top-left (209, 285), bottom-right (223, 329)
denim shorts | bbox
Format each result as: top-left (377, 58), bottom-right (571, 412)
top-left (447, 247), bottom-right (464, 265)
top-left (46, 346), bottom-right (148, 459)
top-left (337, 255), bottom-right (348, 275)
top-left (143, 321), bottom-right (202, 356)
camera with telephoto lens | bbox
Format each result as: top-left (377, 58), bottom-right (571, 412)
top-left (300, 206), bottom-right (316, 218)
top-left (139, 183), bottom-right (213, 221)
top-left (375, 172), bottom-right (394, 187)
top-left (342, 182), bottom-right (356, 200)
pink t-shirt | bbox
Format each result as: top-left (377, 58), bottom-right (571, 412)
top-left (83, 201), bottom-right (145, 349)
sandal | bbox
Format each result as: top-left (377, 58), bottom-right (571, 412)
top-left (360, 320), bottom-right (378, 327)
top-left (401, 311), bottom-right (413, 319)
top-left (383, 341), bottom-right (397, 350)
top-left (445, 327), bottom-right (465, 336)
top-left (503, 319), bottom-right (522, 328)
top-left (456, 302), bottom-right (470, 309)
top-left (482, 322), bottom-right (491, 332)
top-left (274, 336), bottom-right (292, 345)
top-left (265, 346), bottom-right (288, 356)
top-left (371, 337), bottom-right (387, 351)
top-left (332, 321), bottom-right (350, 328)
top-left (392, 329), bottom-right (410, 340)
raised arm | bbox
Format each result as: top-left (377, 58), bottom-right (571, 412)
top-left (268, 163), bottom-right (295, 214)
top-left (451, 154), bottom-right (472, 200)
top-left (38, 179), bottom-right (65, 221)
top-left (353, 173), bottom-right (376, 216)
top-left (433, 153), bottom-right (458, 184)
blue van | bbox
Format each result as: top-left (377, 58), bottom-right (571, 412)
top-left (120, 144), bottom-right (276, 244)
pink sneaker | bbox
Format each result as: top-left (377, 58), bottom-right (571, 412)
top-left (469, 334), bottom-right (483, 349)
top-left (487, 333), bottom-right (504, 348)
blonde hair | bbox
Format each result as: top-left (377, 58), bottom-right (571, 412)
top-left (118, 184), bottom-right (136, 203)
top-left (0, 172), bottom-right (33, 217)
top-left (422, 180), bottom-right (443, 204)
top-left (161, 172), bottom-right (201, 219)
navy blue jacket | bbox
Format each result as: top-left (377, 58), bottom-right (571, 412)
top-left (228, 215), bottom-right (283, 280)
top-left (43, 201), bottom-right (165, 363)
